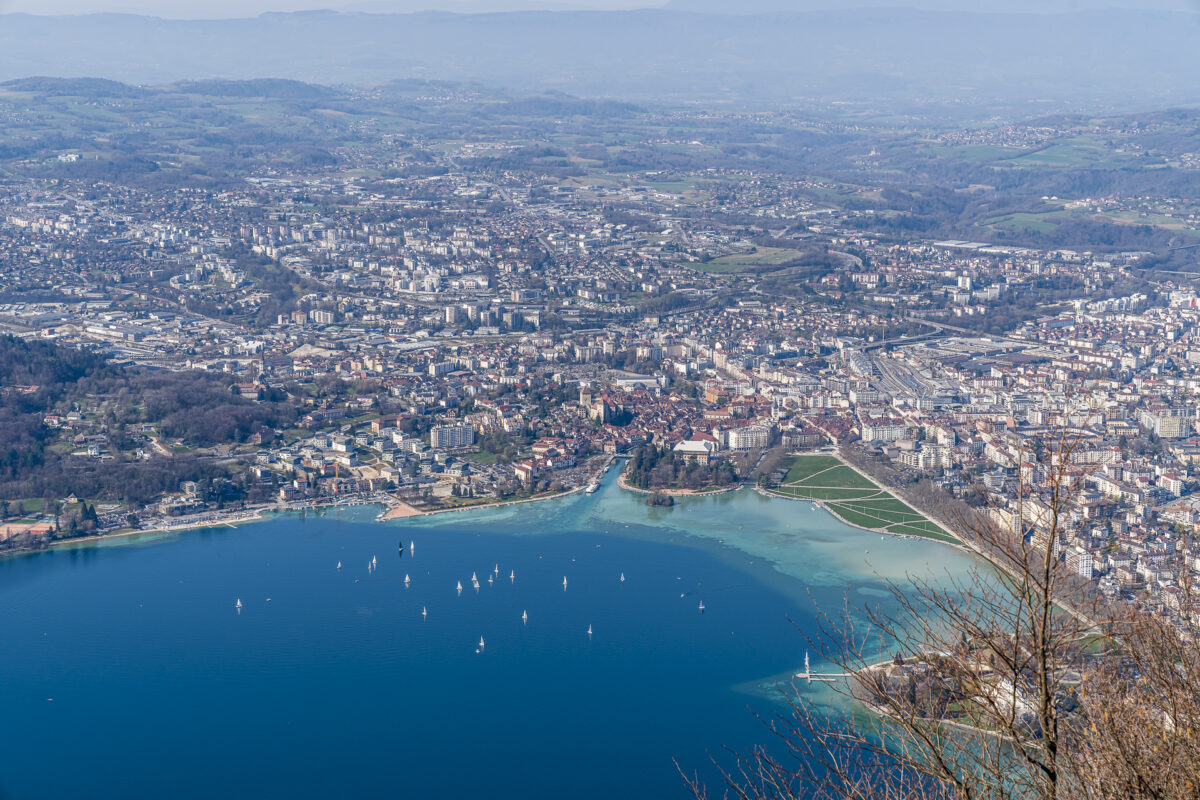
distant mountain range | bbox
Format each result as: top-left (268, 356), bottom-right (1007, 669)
top-left (666, 0), bottom-right (1199, 12)
top-left (2, 8), bottom-right (1199, 115)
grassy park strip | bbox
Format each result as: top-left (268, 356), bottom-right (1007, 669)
top-left (767, 455), bottom-right (957, 544)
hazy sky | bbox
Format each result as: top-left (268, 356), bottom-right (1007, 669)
top-left (1, 0), bottom-right (1194, 18)
top-left (0, 0), bottom-right (662, 15)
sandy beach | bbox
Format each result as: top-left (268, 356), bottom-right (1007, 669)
top-left (381, 501), bottom-right (424, 519)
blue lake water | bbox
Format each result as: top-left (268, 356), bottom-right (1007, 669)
top-left (0, 470), bottom-right (976, 799)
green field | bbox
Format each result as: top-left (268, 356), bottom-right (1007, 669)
top-left (774, 486), bottom-right (883, 501)
top-left (950, 144), bottom-right (1027, 161)
top-left (783, 454), bottom-right (840, 484)
top-left (1011, 136), bottom-right (1136, 169)
top-left (793, 465), bottom-right (877, 490)
top-left (772, 455), bottom-right (954, 543)
top-left (983, 211), bottom-right (1071, 234)
top-left (695, 247), bottom-right (804, 274)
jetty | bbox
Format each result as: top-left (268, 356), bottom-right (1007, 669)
top-left (796, 652), bottom-right (850, 684)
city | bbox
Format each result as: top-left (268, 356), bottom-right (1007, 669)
top-left (3, 5), bottom-right (1200, 799)
top-left (3, 80), bottom-right (1197, 631)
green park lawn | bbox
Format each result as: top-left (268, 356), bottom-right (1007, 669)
top-left (773, 455), bottom-right (954, 543)
top-left (792, 465), bottom-right (878, 490)
top-left (782, 454), bottom-right (841, 484)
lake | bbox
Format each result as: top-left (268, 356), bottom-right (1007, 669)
top-left (0, 469), bottom-right (976, 799)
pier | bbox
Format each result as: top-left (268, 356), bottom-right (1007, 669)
top-left (796, 653), bottom-right (851, 683)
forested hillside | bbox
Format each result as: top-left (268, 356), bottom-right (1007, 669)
top-left (0, 336), bottom-right (296, 505)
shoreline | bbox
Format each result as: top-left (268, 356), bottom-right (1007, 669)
top-left (2, 506), bottom-right (275, 559)
top-left (378, 453), bottom-right (615, 520)
top-left (756, 486), bottom-right (969, 551)
top-left (847, 658), bottom-right (1010, 742)
top-left (2, 456), bottom-right (621, 557)
top-left (615, 472), bottom-right (741, 498)
top-left (387, 484), bottom-right (588, 519)
top-left (756, 450), bottom-right (966, 549)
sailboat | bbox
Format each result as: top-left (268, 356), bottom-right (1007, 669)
top-left (422, 606), bottom-right (427, 619)
top-left (410, 541), bottom-right (415, 554)
top-left (471, 571), bottom-right (478, 582)
top-left (479, 636), bottom-right (485, 650)
top-left (586, 624), bottom-right (592, 637)
top-left (494, 564), bottom-right (499, 575)
top-left (336, 561), bottom-right (342, 570)
top-left (698, 600), bottom-right (706, 613)
top-left (619, 572), bottom-right (625, 583)
top-left (487, 575), bottom-right (494, 585)
top-left (521, 610), bottom-right (528, 624)
top-left (562, 576), bottom-right (568, 590)
top-left (235, 598), bottom-right (242, 610)
top-left (457, 580), bottom-right (463, 594)
top-left (404, 574), bottom-right (411, 586)
top-left (509, 570), bottom-right (515, 582)
top-left (372, 555), bottom-right (377, 568)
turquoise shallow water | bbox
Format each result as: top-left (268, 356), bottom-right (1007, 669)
top-left (0, 470), bottom-right (975, 799)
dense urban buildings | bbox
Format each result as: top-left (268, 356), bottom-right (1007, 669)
top-left (2, 76), bottom-right (1200, 637)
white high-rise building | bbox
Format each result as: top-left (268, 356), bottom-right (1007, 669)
top-left (431, 423), bottom-right (474, 449)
